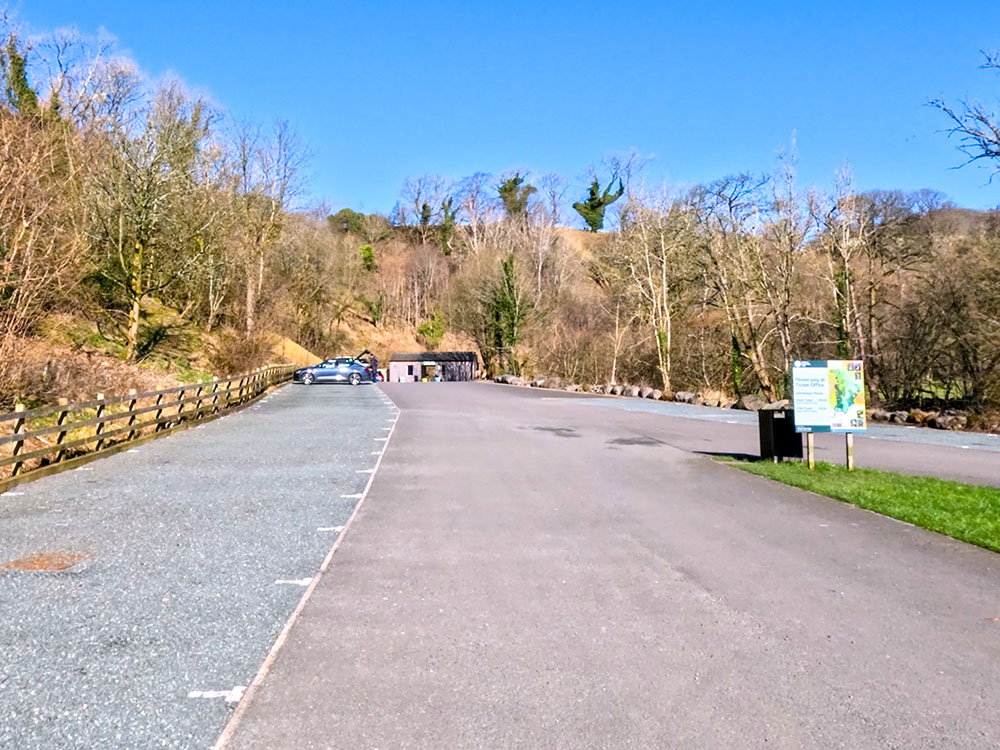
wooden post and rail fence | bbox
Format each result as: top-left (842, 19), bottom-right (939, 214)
top-left (0, 364), bottom-right (296, 492)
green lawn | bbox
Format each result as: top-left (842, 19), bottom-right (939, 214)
top-left (733, 460), bottom-right (1000, 553)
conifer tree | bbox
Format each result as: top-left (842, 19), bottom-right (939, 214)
top-left (497, 173), bottom-right (536, 218)
top-left (573, 177), bottom-right (624, 232)
top-left (2, 36), bottom-right (39, 115)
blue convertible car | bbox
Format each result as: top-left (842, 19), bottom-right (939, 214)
top-left (293, 356), bottom-right (374, 386)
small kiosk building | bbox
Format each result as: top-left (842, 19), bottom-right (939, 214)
top-left (388, 352), bottom-right (478, 382)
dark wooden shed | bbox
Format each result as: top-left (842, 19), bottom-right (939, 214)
top-left (388, 352), bottom-right (478, 382)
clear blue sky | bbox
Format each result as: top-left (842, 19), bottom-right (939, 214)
top-left (18, 1), bottom-right (1000, 216)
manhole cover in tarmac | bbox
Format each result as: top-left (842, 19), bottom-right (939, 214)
top-left (0, 553), bottom-right (88, 571)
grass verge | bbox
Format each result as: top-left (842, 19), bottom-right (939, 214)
top-left (732, 460), bottom-right (1000, 553)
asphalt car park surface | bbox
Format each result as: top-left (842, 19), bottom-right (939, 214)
top-left (498, 384), bottom-right (1000, 488)
top-left (224, 382), bottom-right (1000, 749)
top-left (0, 382), bottom-right (392, 749)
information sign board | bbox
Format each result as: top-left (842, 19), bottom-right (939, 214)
top-left (791, 360), bottom-right (867, 433)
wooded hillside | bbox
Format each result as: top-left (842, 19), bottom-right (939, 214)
top-left (3, 28), bottom-right (1000, 428)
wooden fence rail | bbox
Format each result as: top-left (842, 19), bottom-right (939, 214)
top-left (0, 364), bottom-right (296, 491)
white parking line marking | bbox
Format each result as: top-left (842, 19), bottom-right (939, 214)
top-left (382, 427), bottom-right (393, 431)
top-left (2, 492), bottom-right (24, 497)
top-left (275, 578), bottom-right (313, 586)
top-left (189, 686), bottom-right (246, 704)
top-left (341, 493), bottom-right (362, 498)
top-left (127, 449), bottom-right (140, 453)
top-left (357, 468), bottom-right (374, 474)
top-left (374, 437), bottom-right (388, 441)
top-left (317, 526), bottom-right (345, 532)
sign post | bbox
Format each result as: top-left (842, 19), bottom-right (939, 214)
top-left (791, 360), bottom-right (867, 470)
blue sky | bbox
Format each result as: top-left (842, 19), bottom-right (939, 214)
top-left (18, 1), bottom-right (1000, 216)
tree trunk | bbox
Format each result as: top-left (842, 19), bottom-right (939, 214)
top-left (748, 344), bottom-right (776, 401)
top-left (125, 240), bottom-right (143, 362)
top-left (245, 259), bottom-right (256, 334)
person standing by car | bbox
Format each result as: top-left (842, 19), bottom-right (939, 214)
top-left (370, 354), bottom-right (379, 381)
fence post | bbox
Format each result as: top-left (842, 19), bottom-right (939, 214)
top-left (54, 398), bottom-right (70, 464)
top-left (193, 383), bottom-right (205, 418)
top-left (126, 389), bottom-right (139, 441)
top-left (154, 393), bottom-right (166, 432)
top-left (10, 403), bottom-right (26, 476)
top-left (175, 388), bottom-right (186, 426)
top-left (211, 377), bottom-right (220, 413)
top-left (93, 394), bottom-right (107, 452)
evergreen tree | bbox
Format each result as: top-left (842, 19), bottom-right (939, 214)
top-left (497, 173), bottom-right (536, 218)
top-left (358, 244), bottom-right (376, 272)
top-left (573, 177), bottom-right (624, 232)
top-left (489, 253), bottom-right (531, 374)
top-left (440, 197), bottom-right (458, 254)
top-left (2, 36), bottom-right (39, 116)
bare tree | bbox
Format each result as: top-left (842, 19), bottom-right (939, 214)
top-left (932, 52), bottom-right (1000, 176)
top-left (456, 172), bottom-right (500, 256)
top-left (0, 111), bottom-right (86, 383)
top-left (232, 119), bottom-right (306, 334)
top-left (608, 190), bottom-right (699, 393)
top-left (398, 174), bottom-right (447, 244)
top-left (696, 174), bottom-right (780, 399)
top-left (86, 81), bottom-right (217, 360)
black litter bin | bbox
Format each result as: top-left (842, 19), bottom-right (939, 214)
top-left (758, 408), bottom-right (802, 461)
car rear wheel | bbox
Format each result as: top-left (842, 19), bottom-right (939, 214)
top-left (349, 372), bottom-right (361, 386)
top-left (302, 372), bottom-right (315, 385)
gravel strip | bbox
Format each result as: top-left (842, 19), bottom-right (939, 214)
top-left (0, 383), bottom-right (391, 749)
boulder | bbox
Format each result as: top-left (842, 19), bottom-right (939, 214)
top-left (541, 376), bottom-right (566, 390)
top-left (674, 391), bottom-right (696, 404)
top-left (929, 413), bottom-right (968, 431)
top-left (610, 385), bottom-right (624, 396)
top-left (649, 389), bottom-right (663, 400)
top-left (564, 384), bottom-right (582, 392)
top-left (587, 384), bottom-right (605, 394)
top-left (530, 376), bottom-right (546, 388)
top-left (908, 409), bottom-right (937, 424)
top-left (624, 386), bottom-right (641, 398)
top-left (692, 394), bottom-right (705, 406)
top-left (928, 415), bottom-right (952, 430)
top-left (760, 399), bottom-right (791, 411)
top-left (889, 410), bottom-right (909, 424)
top-left (733, 394), bottom-right (768, 411)
top-left (639, 386), bottom-right (654, 399)
top-left (870, 410), bottom-right (892, 422)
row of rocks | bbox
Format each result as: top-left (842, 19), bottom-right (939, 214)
top-left (495, 374), bottom-right (973, 431)
top-left (590, 383), bottom-right (664, 400)
top-left (869, 408), bottom-right (969, 430)
top-left (494, 374), bottom-right (792, 411)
